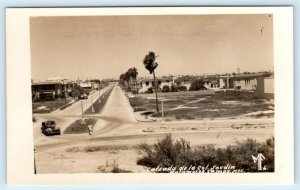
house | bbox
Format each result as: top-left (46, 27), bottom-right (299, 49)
top-left (31, 77), bottom-right (75, 100)
top-left (203, 77), bottom-right (221, 91)
top-left (174, 76), bottom-right (196, 90)
top-left (79, 81), bottom-right (93, 95)
top-left (137, 76), bottom-right (175, 93)
top-left (219, 73), bottom-right (270, 91)
top-left (128, 78), bottom-right (140, 94)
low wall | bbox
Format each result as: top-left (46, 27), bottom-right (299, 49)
top-left (136, 90), bottom-right (215, 98)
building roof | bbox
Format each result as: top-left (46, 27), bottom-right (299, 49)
top-left (46, 76), bottom-right (64, 82)
top-left (230, 73), bottom-right (270, 79)
top-left (32, 81), bottom-right (62, 85)
top-left (138, 77), bottom-right (173, 82)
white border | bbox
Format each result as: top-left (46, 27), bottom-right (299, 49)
top-left (6, 7), bottom-right (293, 185)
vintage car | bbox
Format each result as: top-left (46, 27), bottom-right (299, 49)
top-left (41, 120), bottom-right (61, 136)
top-left (78, 93), bottom-right (88, 100)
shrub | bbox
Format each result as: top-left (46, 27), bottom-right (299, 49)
top-left (189, 79), bottom-right (206, 91)
top-left (146, 87), bottom-right (153, 94)
top-left (170, 84), bottom-right (178, 92)
top-left (137, 134), bottom-right (274, 172)
top-left (137, 134), bottom-right (192, 168)
top-left (162, 85), bottom-right (170, 93)
top-left (177, 85), bottom-right (187, 91)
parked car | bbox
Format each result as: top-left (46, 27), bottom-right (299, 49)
top-left (41, 120), bottom-right (61, 136)
top-left (34, 106), bottom-right (51, 113)
top-left (124, 92), bottom-right (135, 98)
top-left (78, 93), bottom-right (88, 99)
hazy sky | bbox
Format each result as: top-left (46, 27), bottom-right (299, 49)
top-left (30, 14), bottom-right (273, 81)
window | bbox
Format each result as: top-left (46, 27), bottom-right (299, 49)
top-left (145, 81), bottom-right (149, 86)
top-left (166, 80), bottom-right (169, 83)
top-left (158, 81), bottom-right (161, 85)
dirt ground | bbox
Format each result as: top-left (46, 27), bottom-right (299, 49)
top-left (35, 127), bottom-right (273, 173)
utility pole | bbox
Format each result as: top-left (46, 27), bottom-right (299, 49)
top-left (34, 148), bottom-right (36, 174)
top-left (99, 89), bottom-right (102, 103)
top-left (81, 100), bottom-right (84, 120)
top-left (161, 98), bottom-right (164, 122)
top-left (91, 95), bottom-right (95, 112)
top-left (153, 70), bottom-right (159, 113)
top-left (62, 80), bottom-right (67, 108)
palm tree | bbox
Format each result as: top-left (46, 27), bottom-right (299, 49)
top-left (143, 51), bottom-right (159, 113)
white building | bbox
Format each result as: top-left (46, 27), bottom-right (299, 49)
top-left (138, 76), bottom-right (175, 93)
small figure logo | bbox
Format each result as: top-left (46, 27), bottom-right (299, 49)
top-left (251, 153), bottom-right (266, 171)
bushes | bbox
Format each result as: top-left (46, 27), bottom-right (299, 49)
top-left (137, 134), bottom-right (192, 168)
top-left (162, 84), bottom-right (186, 93)
top-left (162, 85), bottom-right (170, 93)
top-left (177, 85), bottom-right (187, 92)
top-left (146, 87), bottom-right (153, 94)
top-left (137, 134), bottom-right (274, 172)
top-left (170, 84), bottom-right (178, 92)
top-left (189, 79), bottom-right (206, 91)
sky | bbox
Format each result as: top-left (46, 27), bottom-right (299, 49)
top-left (30, 14), bottom-right (273, 82)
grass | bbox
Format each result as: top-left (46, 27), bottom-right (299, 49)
top-left (137, 134), bottom-right (274, 173)
top-left (64, 118), bottom-right (97, 134)
top-left (129, 93), bottom-right (274, 120)
top-left (84, 88), bottom-right (113, 114)
top-left (32, 99), bottom-right (71, 113)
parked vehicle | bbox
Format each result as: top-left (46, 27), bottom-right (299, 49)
top-left (34, 106), bottom-right (51, 113)
top-left (78, 93), bottom-right (88, 99)
top-left (41, 120), bottom-right (61, 136)
top-left (124, 92), bottom-right (135, 98)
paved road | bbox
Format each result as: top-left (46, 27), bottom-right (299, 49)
top-left (92, 85), bottom-right (137, 135)
top-left (33, 84), bottom-right (114, 143)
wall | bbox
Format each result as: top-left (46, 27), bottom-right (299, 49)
top-left (255, 77), bottom-right (274, 99)
top-left (264, 77), bottom-right (274, 94)
top-left (233, 78), bottom-right (257, 91)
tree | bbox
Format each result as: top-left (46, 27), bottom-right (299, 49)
top-left (119, 73), bottom-right (126, 88)
top-left (162, 85), bottom-right (170, 93)
top-left (90, 79), bottom-right (101, 84)
top-left (170, 84), bottom-right (178, 92)
top-left (189, 79), bottom-right (206, 91)
top-left (127, 67), bottom-right (138, 79)
top-left (177, 85), bottom-right (187, 91)
top-left (143, 51), bottom-right (159, 112)
top-left (146, 87), bottom-right (154, 94)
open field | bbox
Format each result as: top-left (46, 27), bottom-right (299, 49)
top-left (129, 91), bottom-right (274, 120)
